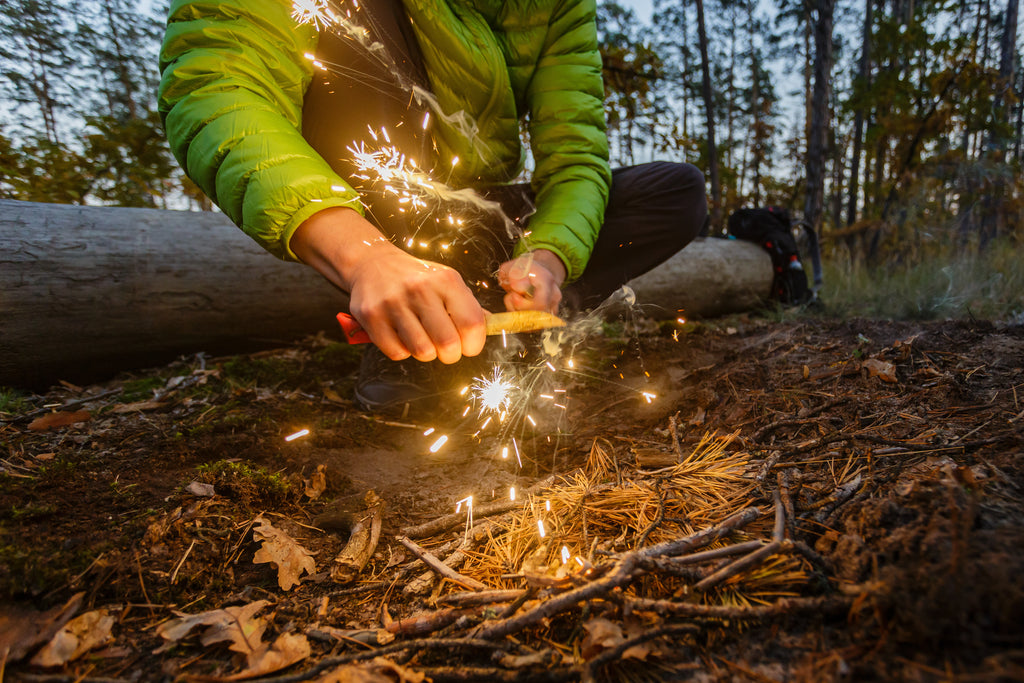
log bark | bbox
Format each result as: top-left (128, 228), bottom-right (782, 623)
top-left (0, 200), bottom-right (349, 389)
top-left (1, 202), bottom-right (772, 390)
top-left (625, 238), bottom-right (772, 318)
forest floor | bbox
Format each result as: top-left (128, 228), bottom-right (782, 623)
top-left (2, 314), bottom-right (1024, 683)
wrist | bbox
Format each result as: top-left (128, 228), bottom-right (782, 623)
top-left (291, 206), bottom-right (396, 291)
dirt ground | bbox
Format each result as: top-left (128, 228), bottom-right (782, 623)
top-left (2, 314), bottom-right (1023, 682)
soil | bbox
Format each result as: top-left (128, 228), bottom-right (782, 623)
top-left (2, 315), bottom-right (1023, 682)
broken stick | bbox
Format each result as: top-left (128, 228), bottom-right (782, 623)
top-left (330, 491), bottom-right (385, 584)
top-left (398, 536), bottom-right (486, 591)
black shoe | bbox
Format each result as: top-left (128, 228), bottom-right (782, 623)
top-left (354, 347), bottom-right (438, 419)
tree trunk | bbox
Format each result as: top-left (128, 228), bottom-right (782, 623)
top-left (0, 200), bottom-right (350, 390)
top-left (846, 0), bottom-right (873, 226)
top-left (991, 0), bottom-right (1019, 149)
top-left (694, 0), bottom-right (722, 231)
top-left (803, 0), bottom-right (836, 235)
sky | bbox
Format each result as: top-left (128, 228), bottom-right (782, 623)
top-left (625, 0), bottom-right (654, 22)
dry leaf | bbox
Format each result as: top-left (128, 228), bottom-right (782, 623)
top-left (581, 618), bottom-right (626, 659)
top-left (862, 358), bottom-right (897, 383)
top-left (315, 657), bottom-right (425, 683)
top-left (156, 602), bottom-right (310, 679)
top-left (0, 592), bottom-right (83, 663)
top-left (253, 517), bottom-right (316, 590)
top-left (31, 608), bottom-right (115, 667)
top-left (155, 600), bottom-right (269, 655)
top-left (304, 464), bottom-right (327, 500)
top-left (27, 410), bottom-right (90, 431)
top-left (223, 632), bottom-right (311, 681)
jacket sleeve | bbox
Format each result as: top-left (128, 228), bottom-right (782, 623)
top-left (158, 0), bottom-right (363, 261)
top-left (515, 0), bottom-right (611, 282)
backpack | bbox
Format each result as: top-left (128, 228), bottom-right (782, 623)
top-left (726, 207), bottom-right (822, 305)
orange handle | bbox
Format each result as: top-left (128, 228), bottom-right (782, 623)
top-left (336, 312), bottom-right (371, 344)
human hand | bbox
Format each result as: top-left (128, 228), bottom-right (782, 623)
top-left (497, 250), bottom-right (567, 314)
top-left (291, 207), bottom-right (486, 363)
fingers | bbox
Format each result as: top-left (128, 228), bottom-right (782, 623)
top-left (350, 258), bottom-right (486, 363)
top-left (498, 254), bottom-right (562, 314)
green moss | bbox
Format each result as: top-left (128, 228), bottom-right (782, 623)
top-left (222, 356), bottom-right (297, 388)
top-left (194, 460), bottom-right (295, 505)
top-left (0, 387), bottom-right (32, 415)
top-left (120, 376), bottom-right (166, 402)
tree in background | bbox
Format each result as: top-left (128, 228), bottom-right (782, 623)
top-left (598, 0), bottom-right (664, 164)
top-left (0, 0), bottom-right (180, 206)
top-left (803, 0), bottom-right (836, 239)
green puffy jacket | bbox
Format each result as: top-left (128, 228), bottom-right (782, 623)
top-left (158, 0), bottom-right (611, 282)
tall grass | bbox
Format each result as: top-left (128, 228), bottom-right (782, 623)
top-left (816, 237), bottom-right (1024, 322)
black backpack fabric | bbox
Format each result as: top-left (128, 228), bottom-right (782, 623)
top-left (727, 207), bottom-right (821, 305)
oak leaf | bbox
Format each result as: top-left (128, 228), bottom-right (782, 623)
top-left (155, 600), bottom-right (269, 656)
top-left (253, 517), bottom-right (316, 590)
top-left (27, 410), bottom-right (90, 431)
top-left (31, 608), bottom-right (115, 667)
top-left (223, 632), bottom-right (311, 681)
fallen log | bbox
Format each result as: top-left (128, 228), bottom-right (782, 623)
top-left (0, 199), bottom-right (349, 389)
top-left (1, 201), bottom-right (773, 390)
top-left (625, 237), bottom-right (773, 318)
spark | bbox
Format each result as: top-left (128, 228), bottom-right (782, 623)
top-left (472, 366), bottom-right (515, 415)
top-left (642, 392), bottom-right (656, 403)
top-left (422, 112), bottom-right (430, 129)
top-left (501, 445), bottom-right (509, 459)
top-left (545, 361), bottom-right (557, 372)
top-left (429, 435), bottom-right (448, 452)
top-left (284, 428), bottom-right (309, 442)
top-left (537, 518), bottom-right (546, 538)
top-left (423, 427), bottom-right (435, 436)
top-left (545, 500), bottom-right (551, 511)
top-left (510, 486), bottom-right (516, 501)
top-left (561, 546), bottom-right (571, 564)
top-left (456, 495), bottom-right (474, 537)
top-left (291, 0), bottom-right (333, 30)
top-left (513, 438), bottom-right (522, 467)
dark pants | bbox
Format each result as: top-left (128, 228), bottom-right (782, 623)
top-left (302, 0), bottom-right (707, 311)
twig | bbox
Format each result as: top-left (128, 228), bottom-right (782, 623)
top-left (398, 536), bottom-right (486, 591)
top-left (331, 493), bottom-right (384, 584)
top-left (436, 590), bottom-right (527, 607)
top-left (639, 540), bottom-right (766, 576)
top-left (387, 606), bottom-right (485, 636)
top-left (777, 470), bottom-right (796, 540)
top-left (472, 508), bottom-right (761, 640)
top-left (693, 539), bottom-right (788, 593)
top-left (755, 452), bottom-right (781, 483)
top-left (772, 487), bottom-right (785, 542)
top-left (170, 542), bottom-right (195, 585)
top-left (499, 586), bottom-right (536, 619)
top-left (404, 475), bottom-right (557, 539)
top-left (627, 594), bottom-right (852, 620)
top-left (668, 412), bottom-right (684, 460)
